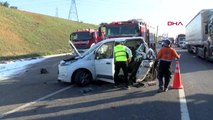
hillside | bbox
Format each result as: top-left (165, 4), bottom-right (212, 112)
top-left (0, 6), bottom-right (98, 60)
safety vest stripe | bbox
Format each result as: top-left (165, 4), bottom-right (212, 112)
top-left (115, 55), bottom-right (126, 57)
top-left (115, 51), bottom-right (126, 56)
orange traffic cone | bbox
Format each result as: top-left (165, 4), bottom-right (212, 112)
top-left (171, 61), bottom-right (183, 89)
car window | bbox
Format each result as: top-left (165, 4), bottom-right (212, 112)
top-left (125, 38), bottom-right (144, 57)
top-left (81, 41), bottom-right (103, 57)
top-left (95, 41), bottom-right (114, 59)
top-left (125, 39), bottom-right (143, 49)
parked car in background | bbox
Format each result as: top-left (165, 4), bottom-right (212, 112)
top-left (58, 37), bottom-right (157, 86)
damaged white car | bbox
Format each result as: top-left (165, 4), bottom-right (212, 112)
top-left (58, 37), bottom-right (157, 86)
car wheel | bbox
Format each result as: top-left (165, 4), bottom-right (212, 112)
top-left (187, 45), bottom-right (193, 53)
top-left (74, 69), bottom-right (92, 87)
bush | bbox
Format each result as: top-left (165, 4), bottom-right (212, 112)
top-left (10, 6), bottom-right (18, 9)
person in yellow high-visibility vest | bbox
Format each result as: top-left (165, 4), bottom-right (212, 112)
top-left (114, 41), bottom-right (132, 89)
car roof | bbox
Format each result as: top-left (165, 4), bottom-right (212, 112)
top-left (102, 37), bottom-right (145, 43)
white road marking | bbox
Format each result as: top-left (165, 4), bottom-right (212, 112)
top-left (0, 86), bottom-right (73, 119)
top-left (0, 82), bottom-right (190, 120)
top-left (179, 89), bottom-right (190, 120)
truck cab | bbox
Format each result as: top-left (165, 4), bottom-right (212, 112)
top-left (176, 34), bottom-right (185, 47)
top-left (98, 19), bottom-right (156, 52)
top-left (70, 29), bottom-right (104, 52)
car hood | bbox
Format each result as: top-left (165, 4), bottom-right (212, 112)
top-left (69, 41), bottom-right (82, 58)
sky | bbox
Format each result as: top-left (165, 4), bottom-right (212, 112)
top-left (3, 0), bottom-right (213, 38)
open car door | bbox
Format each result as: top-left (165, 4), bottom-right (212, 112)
top-left (94, 41), bottom-right (114, 83)
top-left (133, 43), bottom-right (156, 82)
top-left (122, 38), bottom-right (155, 82)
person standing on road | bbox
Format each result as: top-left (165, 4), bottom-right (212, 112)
top-left (156, 39), bottom-right (180, 92)
top-left (114, 41), bottom-right (132, 89)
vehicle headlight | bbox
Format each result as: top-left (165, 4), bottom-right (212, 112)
top-left (60, 60), bottom-right (76, 66)
top-left (61, 62), bottom-right (71, 66)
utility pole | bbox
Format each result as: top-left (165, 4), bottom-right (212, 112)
top-left (55, 7), bottom-right (58, 17)
top-left (68, 0), bottom-right (79, 21)
top-left (156, 25), bottom-right (158, 41)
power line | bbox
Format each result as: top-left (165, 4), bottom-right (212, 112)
top-left (68, 0), bottom-right (79, 21)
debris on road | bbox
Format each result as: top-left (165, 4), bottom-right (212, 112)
top-left (80, 87), bottom-right (93, 94)
top-left (40, 68), bottom-right (48, 74)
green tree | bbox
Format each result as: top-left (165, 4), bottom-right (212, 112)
top-left (0, 1), bottom-right (9, 7)
top-left (3, 1), bottom-right (9, 7)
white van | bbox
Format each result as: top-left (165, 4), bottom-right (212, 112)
top-left (58, 37), bottom-right (157, 86)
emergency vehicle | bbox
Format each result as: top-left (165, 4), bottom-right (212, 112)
top-left (58, 37), bottom-right (157, 86)
top-left (98, 19), bottom-right (156, 51)
top-left (70, 29), bottom-right (104, 52)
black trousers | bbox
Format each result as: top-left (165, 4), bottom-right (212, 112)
top-left (114, 61), bottom-right (129, 86)
top-left (158, 60), bottom-right (172, 89)
top-left (129, 61), bottom-right (141, 83)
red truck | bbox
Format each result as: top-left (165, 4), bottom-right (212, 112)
top-left (98, 19), bottom-right (156, 51)
top-left (70, 29), bottom-right (104, 51)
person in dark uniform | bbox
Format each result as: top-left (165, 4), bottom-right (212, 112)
top-left (156, 39), bottom-right (180, 92)
top-left (114, 41), bottom-right (132, 89)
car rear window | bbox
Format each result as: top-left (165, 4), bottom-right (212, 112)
top-left (125, 39), bottom-right (143, 49)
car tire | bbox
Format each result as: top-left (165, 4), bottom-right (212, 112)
top-left (74, 69), bottom-right (92, 87)
top-left (204, 49), bottom-right (210, 62)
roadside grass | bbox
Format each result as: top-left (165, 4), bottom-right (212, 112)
top-left (0, 6), bottom-right (98, 61)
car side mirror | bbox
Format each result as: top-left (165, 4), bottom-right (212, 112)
top-left (94, 51), bottom-right (101, 60)
top-left (96, 56), bottom-right (100, 60)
